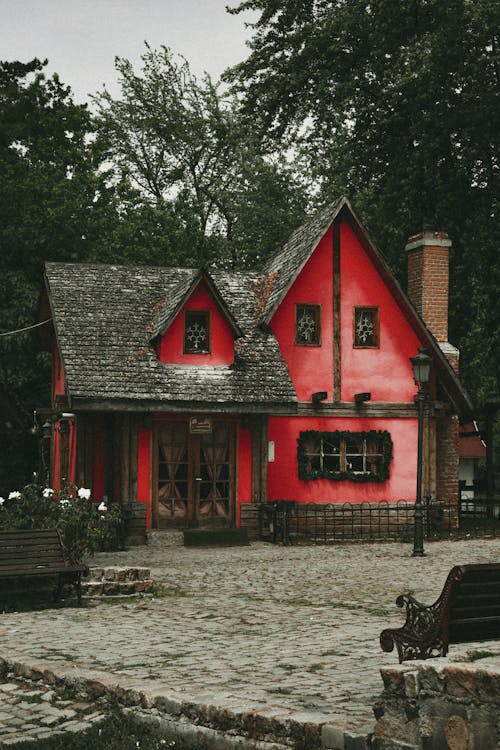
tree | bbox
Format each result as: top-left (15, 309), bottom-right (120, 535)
top-left (226, 0), bottom-right (500, 404)
top-left (0, 58), bottom-right (231, 492)
top-left (95, 45), bottom-right (307, 268)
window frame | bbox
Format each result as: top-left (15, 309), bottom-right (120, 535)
top-left (297, 430), bottom-right (393, 482)
top-left (294, 303), bottom-right (322, 346)
top-left (183, 309), bottom-right (211, 354)
top-left (353, 306), bottom-right (380, 349)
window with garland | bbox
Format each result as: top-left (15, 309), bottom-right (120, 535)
top-left (184, 310), bottom-right (210, 354)
top-left (295, 304), bottom-right (321, 345)
top-left (353, 307), bottom-right (379, 348)
top-left (297, 430), bottom-right (392, 482)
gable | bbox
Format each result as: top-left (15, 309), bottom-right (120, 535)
top-left (340, 220), bottom-right (422, 402)
top-left (44, 262), bottom-right (296, 409)
top-left (157, 279), bottom-right (236, 366)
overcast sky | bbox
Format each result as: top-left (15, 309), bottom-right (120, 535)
top-left (1, 0), bottom-right (256, 104)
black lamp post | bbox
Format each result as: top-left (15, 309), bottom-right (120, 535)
top-left (410, 348), bottom-right (433, 557)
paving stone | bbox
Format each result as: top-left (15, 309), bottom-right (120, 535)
top-left (0, 538), bottom-right (499, 747)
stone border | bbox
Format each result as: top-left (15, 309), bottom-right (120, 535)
top-left (0, 656), bottom-right (373, 750)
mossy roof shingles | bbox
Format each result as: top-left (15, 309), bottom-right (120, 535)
top-left (45, 262), bottom-right (297, 410)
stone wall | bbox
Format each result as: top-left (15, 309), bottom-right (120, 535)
top-left (373, 659), bottom-right (500, 749)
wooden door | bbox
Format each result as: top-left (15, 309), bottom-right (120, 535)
top-left (154, 420), bottom-right (235, 529)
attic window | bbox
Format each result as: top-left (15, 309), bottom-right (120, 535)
top-left (184, 310), bottom-right (210, 354)
top-left (354, 307), bottom-right (379, 348)
top-left (295, 304), bottom-right (321, 346)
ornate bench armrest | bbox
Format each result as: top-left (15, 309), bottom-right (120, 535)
top-left (380, 593), bottom-right (446, 663)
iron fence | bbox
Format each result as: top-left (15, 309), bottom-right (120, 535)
top-left (256, 498), bottom-right (500, 545)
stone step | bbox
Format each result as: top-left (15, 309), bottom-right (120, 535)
top-left (84, 566), bottom-right (151, 582)
top-left (81, 580), bottom-right (154, 597)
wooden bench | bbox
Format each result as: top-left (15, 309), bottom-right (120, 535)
top-left (0, 529), bottom-right (88, 605)
top-left (380, 563), bottom-right (500, 662)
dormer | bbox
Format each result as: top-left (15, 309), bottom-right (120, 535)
top-left (150, 269), bottom-right (243, 365)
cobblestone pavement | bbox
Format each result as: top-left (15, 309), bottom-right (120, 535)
top-left (0, 537), bottom-right (499, 744)
top-left (0, 678), bottom-right (105, 745)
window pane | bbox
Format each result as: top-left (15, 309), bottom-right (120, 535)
top-left (184, 311), bottom-right (209, 353)
top-left (296, 305), bottom-right (320, 345)
top-left (354, 308), bottom-right (379, 347)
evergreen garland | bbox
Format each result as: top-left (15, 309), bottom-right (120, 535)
top-left (297, 430), bottom-right (393, 483)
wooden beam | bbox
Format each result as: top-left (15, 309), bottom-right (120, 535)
top-left (297, 402), bottom-right (418, 418)
top-left (128, 414), bottom-right (139, 503)
top-left (69, 399), bottom-right (297, 415)
top-left (333, 222), bottom-right (341, 402)
top-left (260, 415), bottom-right (268, 502)
top-left (251, 416), bottom-right (262, 502)
top-left (120, 414), bottom-right (130, 504)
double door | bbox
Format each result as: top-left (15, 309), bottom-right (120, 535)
top-left (154, 420), bottom-right (235, 529)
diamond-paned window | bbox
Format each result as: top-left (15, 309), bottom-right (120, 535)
top-left (295, 304), bottom-right (321, 346)
top-left (354, 307), bottom-right (379, 348)
top-left (184, 310), bottom-right (210, 354)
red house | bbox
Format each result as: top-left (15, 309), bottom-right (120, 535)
top-left (41, 198), bottom-right (471, 532)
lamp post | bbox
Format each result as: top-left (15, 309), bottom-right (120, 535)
top-left (410, 348), bottom-right (433, 557)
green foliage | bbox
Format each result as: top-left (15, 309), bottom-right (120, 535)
top-left (95, 44), bottom-right (307, 269)
top-left (0, 58), bottom-right (216, 494)
top-left (0, 481), bottom-right (125, 557)
top-left (226, 0), bottom-right (500, 407)
top-left (4, 709), bottom-right (180, 749)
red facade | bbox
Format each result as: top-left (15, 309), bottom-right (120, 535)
top-left (45, 199), bottom-right (469, 530)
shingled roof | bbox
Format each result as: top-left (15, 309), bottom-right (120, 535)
top-left (262, 197), bottom-right (344, 322)
top-left (44, 263), bottom-right (297, 412)
top-left (149, 267), bottom-right (243, 343)
top-left (44, 196), bottom-right (472, 416)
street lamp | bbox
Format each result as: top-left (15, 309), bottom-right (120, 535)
top-left (410, 348), bottom-right (433, 556)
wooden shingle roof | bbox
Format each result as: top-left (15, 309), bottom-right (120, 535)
top-left (44, 262), bottom-right (297, 412)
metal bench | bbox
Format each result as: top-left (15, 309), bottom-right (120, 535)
top-left (0, 529), bottom-right (88, 605)
top-left (380, 563), bottom-right (500, 662)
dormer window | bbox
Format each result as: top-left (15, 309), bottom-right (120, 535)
top-left (295, 304), bottom-right (321, 346)
top-left (184, 310), bottom-right (210, 354)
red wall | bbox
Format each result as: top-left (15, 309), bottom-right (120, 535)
top-left (237, 426), bottom-right (252, 525)
top-left (158, 281), bottom-right (234, 365)
top-left (340, 222), bottom-right (421, 402)
top-left (138, 426), bottom-right (151, 527)
top-left (267, 415), bottom-right (418, 503)
top-left (52, 342), bottom-right (65, 401)
top-left (269, 220), bottom-right (423, 404)
top-left (270, 231), bottom-right (334, 402)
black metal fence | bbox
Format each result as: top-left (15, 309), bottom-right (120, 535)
top-left (255, 498), bottom-right (500, 545)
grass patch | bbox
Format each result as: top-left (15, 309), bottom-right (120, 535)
top-left (462, 649), bottom-right (497, 662)
top-left (4, 710), bottom-right (183, 749)
top-left (18, 693), bottom-right (43, 704)
top-left (152, 584), bottom-right (187, 599)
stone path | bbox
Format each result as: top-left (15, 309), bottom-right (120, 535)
top-left (0, 678), bottom-right (105, 746)
top-left (0, 537), bottom-right (499, 746)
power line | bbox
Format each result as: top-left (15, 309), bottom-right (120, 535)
top-left (0, 318), bottom-right (52, 338)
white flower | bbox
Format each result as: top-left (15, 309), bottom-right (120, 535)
top-left (60, 498), bottom-right (70, 507)
top-left (77, 487), bottom-right (91, 500)
top-left (98, 501), bottom-right (107, 512)
top-left (42, 488), bottom-right (54, 498)
top-left (8, 491), bottom-right (21, 500)
top-left (0, 497), bottom-right (4, 506)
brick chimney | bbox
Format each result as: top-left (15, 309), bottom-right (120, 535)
top-left (406, 230), bottom-right (459, 372)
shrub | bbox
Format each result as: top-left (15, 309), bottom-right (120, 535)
top-left (0, 481), bottom-right (125, 558)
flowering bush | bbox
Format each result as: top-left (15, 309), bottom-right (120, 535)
top-left (0, 481), bottom-right (125, 558)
